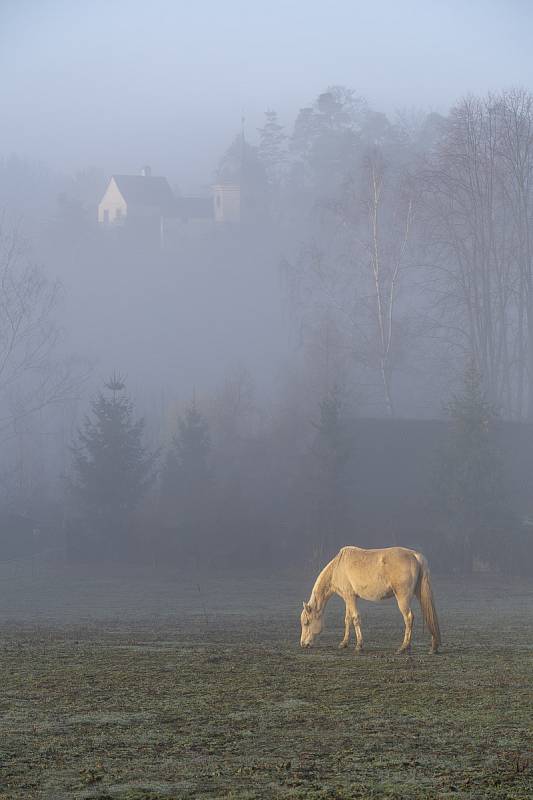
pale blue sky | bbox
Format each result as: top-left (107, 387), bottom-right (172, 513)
top-left (1, 0), bottom-right (532, 185)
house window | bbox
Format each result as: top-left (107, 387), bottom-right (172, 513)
top-left (115, 208), bottom-right (123, 221)
top-left (103, 209), bottom-right (109, 224)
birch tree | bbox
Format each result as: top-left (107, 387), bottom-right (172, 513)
top-left (356, 148), bottom-right (414, 415)
top-left (288, 144), bottom-right (416, 416)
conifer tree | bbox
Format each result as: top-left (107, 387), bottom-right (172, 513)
top-left (289, 86), bottom-right (367, 196)
top-left (310, 386), bottom-right (351, 560)
top-left (71, 375), bottom-right (156, 554)
top-left (161, 400), bottom-right (212, 544)
top-left (257, 109), bottom-right (287, 186)
top-left (435, 361), bottom-right (509, 571)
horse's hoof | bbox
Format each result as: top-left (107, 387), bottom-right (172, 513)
top-left (354, 646), bottom-right (364, 654)
top-left (396, 648), bottom-right (410, 655)
top-left (338, 642), bottom-right (348, 649)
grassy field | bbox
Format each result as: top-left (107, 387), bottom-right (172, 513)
top-left (0, 564), bottom-right (532, 799)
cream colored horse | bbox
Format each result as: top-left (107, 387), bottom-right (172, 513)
top-left (300, 546), bottom-right (441, 654)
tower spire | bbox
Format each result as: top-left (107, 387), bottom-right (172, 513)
top-left (240, 110), bottom-right (246, 180)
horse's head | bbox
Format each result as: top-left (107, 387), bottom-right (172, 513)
top-left (300, 600), bottom-right (324, 647)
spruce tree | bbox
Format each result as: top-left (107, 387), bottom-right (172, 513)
top-left (257, 109), bottom-right (287, 186)
top-left (310, 387), bottom-right (351, 560)
top-left (161, 400), bottom-right (212, 546)
top-left (435, 361), bottom-right (509, 571)
top-left (71, 375), bottom-right (156, 555)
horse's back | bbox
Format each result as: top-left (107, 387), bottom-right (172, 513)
top-left (335, 545), bottom-right (421, 598)
top-left (338, 545), bottom-right (420, 565)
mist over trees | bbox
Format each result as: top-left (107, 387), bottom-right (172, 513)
top-left (2, 84), bottom-right (533, 575)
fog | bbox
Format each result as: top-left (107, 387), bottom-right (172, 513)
top-left (2, 8), bottom-right (533, 798)
top-left (2, 1), bottom-right (531, 179)
top-left (0, 0), bottom-right (533, 579)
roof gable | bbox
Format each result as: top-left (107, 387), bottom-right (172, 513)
top-left (98, 178), bottom-right (127, 207)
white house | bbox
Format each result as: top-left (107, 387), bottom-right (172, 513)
top-left (98, 167), bottom-right (241, 245)
top-left (97, 166), bottom-right (176, 225)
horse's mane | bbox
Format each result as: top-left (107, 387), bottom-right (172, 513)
top-left (310, 553), bottom-right (340, 609)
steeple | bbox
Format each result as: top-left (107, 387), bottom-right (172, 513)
top-left (240, 112), bottom-right (246, 183)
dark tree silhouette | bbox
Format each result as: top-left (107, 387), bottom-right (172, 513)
top-left (308, 386), bottom-right (352, 562)
top-left (434, 362), bottom-right (509, 572)
top-left (160, 400), bottom-right (212, 550)
top-left (71, 374), bottom-right (156, 557)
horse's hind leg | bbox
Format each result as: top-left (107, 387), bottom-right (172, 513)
top-left (353, 598), bottom-right (364, 652)
top-left (395, 593), bottom-right (414, 654)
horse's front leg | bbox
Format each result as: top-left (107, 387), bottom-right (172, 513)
top-left (341, 595), bottom-right (363, 652)
top-left (338, 608), bottom-right (351, 648)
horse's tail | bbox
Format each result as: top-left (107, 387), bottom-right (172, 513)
top-left (415, 553), bottom-right (441, 653)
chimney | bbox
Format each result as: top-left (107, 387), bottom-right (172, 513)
top-left (141, 165), bottom-right (152, 177)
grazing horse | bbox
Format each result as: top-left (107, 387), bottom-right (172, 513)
top-left (300, 546), bottom-right (441, 654)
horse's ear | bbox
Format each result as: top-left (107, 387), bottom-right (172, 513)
top-left (302, 601), bottom-right (307, 610)
top-left (304, 602), bottom-right (312, 614)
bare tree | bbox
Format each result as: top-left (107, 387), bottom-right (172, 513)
top-left (420, 90), bottom-right (533, 419)
top-left (495, 88), bottom-right (533, 419)
top-left (0, 219), bottom-right (87, 442)
top-left (287, 145), bottom-right (416, 416)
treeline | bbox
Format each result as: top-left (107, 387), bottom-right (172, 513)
top-left (64, 365), bottom-right (532, 575)
top-left (222, 87), bottom-right (533, 422)
top-left (2, 85), bottom-right (533, 575)
top-left (4, 86), bottom-right (533, 420)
